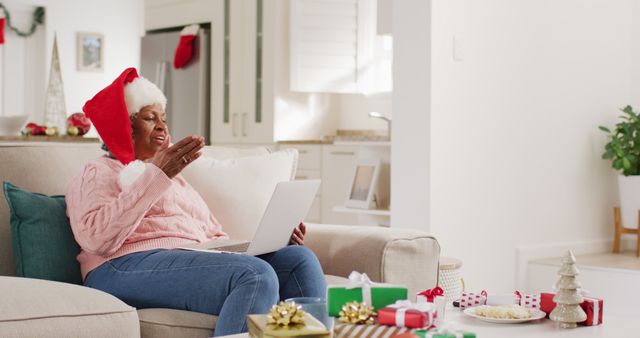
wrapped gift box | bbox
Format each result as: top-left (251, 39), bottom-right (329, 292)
top-left (581, 297), bottom-right (604, 326)
top-left (416, 287), bottom-right (446, 322)
top-left (334, 323), bottom-right (415, 338)
top-left (247, 313), bottom-right (331, 338)
top-left (539, 292), bottom-right (603, 326)
top-left (328, 285), bottom-right (407, 316)
top-left (378, 301), bottom-right (436, 329)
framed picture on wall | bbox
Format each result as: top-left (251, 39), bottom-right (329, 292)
top-left (76, 32), bottom-right (104, 72)
top-left (345, 158), bottom-right (381, 209)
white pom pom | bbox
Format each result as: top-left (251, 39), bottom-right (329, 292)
top-left (119, 160), bottom-right (147, 188)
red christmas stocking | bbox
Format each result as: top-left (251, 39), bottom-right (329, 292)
top-left (173, 24), bottom-right (199, 69)
top-left (0, 8), bottom-right (6, 44)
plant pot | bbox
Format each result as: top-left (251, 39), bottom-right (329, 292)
top-left (617, 175), bottom-right (640, 228)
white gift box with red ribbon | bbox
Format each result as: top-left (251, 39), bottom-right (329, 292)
top-left (416, 287), bottom-right (446, 324)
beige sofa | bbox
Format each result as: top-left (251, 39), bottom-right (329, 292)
top-left (0, 143), bottom-right (440, 338)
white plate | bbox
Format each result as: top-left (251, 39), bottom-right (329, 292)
top-left (463, 307), bottom-right (547, 324)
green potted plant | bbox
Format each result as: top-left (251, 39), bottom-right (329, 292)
top-left (599, 105), bottom-right (640, 228)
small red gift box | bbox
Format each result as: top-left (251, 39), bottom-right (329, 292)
top-left (378, 301), bottom-right (436, 329)
top-left (539, 292), bottom-right (603, 326)
top-left (581, 297), bottom-right (604, 326)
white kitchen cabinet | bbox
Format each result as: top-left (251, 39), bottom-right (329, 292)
top-left (211, 0), bottom-right (275, 144)
top-left (281, 142), bottom-right (390, 225)
top-left (289, 0), bottom-right (391, 94)
top-left (321, 145), bottom-right (360, 224)
top-left (146, 1), bottom-right (336, 145)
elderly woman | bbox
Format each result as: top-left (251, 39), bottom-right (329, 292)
top-left (66, 68), bottom-right (325, 336)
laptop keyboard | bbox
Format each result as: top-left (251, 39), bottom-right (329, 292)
top-left (216, 242), bottom-right (251, 253)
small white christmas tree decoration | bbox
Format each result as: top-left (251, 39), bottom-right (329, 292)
top-left (549, 250), bottom-right (587, 328)
top-left (44, 33), bottom-right (67, 134)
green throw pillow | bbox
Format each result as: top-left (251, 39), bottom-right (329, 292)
top-left (3, 181), bottom-right (82, 284)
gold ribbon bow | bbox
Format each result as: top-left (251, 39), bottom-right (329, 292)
top-left (267, 301), bottom-right (306, 327)
top-left (339, 301), bottom-right (377, 325)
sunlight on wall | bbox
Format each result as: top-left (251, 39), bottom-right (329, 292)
top-left (274, 93), bottom-right (336, 140)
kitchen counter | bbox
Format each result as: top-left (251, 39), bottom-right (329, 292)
top-left (277, 139), bottom-right (333, 145)
top-left (277, 130), bottom-right (390, 145)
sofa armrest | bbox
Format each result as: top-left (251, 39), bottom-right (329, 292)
top-left (305, 223), bottom-right (440, 297)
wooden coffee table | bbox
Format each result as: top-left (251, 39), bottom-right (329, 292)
top-left (219, 308), bottom-right (631, 337)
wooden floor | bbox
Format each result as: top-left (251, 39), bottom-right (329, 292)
top-left (532, 251), bottom-right (640, 272)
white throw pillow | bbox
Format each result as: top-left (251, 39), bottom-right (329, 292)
top-left (182, 148), bottom-right (299, 240)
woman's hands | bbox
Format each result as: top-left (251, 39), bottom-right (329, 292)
top-left (289, 222), bottom-right (306, 245)
top-left (151, 135), bottom-right (204, 178)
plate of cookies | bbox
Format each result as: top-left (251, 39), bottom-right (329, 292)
top-left (463, 304), bottom-right (546, 324)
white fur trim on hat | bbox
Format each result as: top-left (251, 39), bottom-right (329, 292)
top-left (119, 160), bottom-right (147, 188)
top-left (124, 77), bottom-right (167, 114)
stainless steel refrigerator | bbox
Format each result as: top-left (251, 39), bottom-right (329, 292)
top-left (140, 28), bottom-right (210, 143)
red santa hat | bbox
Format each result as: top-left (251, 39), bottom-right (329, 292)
top-left (173, 24), bottom-right (200, 69)
top-left (83, 67), bottom-right (167, 165)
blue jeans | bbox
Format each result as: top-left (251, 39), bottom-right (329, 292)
top-left (84, 245), bottom-right (326, 336)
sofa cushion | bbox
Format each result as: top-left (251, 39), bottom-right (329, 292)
top-left (0, 276), bottom-right (139, 337)
top-left (138, 308), bottom-right (216, 338)
top-left (2, 182), bottom-right (82, 284)
top-left (182, 149), bottom-right (298, 240)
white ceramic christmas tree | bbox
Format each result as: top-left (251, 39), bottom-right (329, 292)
top-left (549, 250), bottom-right (587, 328)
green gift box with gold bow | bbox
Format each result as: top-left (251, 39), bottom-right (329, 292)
top-left (327, 271), bottom-right (408, 317)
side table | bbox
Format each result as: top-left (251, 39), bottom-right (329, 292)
top-left (439, 257), bottom-right (463, 303)
top-left (219, 308), bottom-right (629, 338)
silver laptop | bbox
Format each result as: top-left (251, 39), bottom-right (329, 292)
top-left (182, 179), bottom-right (321, 256)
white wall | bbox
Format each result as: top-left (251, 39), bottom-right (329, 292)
top-left (391, 0), bottom-right (432, 229)
top-left (429, 0), bottom-right (634, 291)
top-left (0, 3), bottom-right (46, 120)
top-left (271, 0), bottom-right (339, 141)
top-left (5, 0), bottom-right (143, 127)
top-left (335, 93), bottom-right (391, 133)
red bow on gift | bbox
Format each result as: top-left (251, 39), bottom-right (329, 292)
top-left (418, 286), bottom-right (444, 302)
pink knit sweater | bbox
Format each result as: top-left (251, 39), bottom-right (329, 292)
top-left (66, 156), bottom-right (227, 280)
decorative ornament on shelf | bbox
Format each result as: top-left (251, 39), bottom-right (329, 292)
top-left (549, 250), bottom-right (587, 329)
top-left (44, 33), bottom-right (67, 135)
top-left (45, 126), bottom-right (58, 136)
top-left (266, 301), bottom-right (306, 328)
top-left (22, 122), bottom-right (47, 136)
top-left (67, 112), bottom-right (91, 136)
top-left (339, 301), bottom-right (376, 325)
